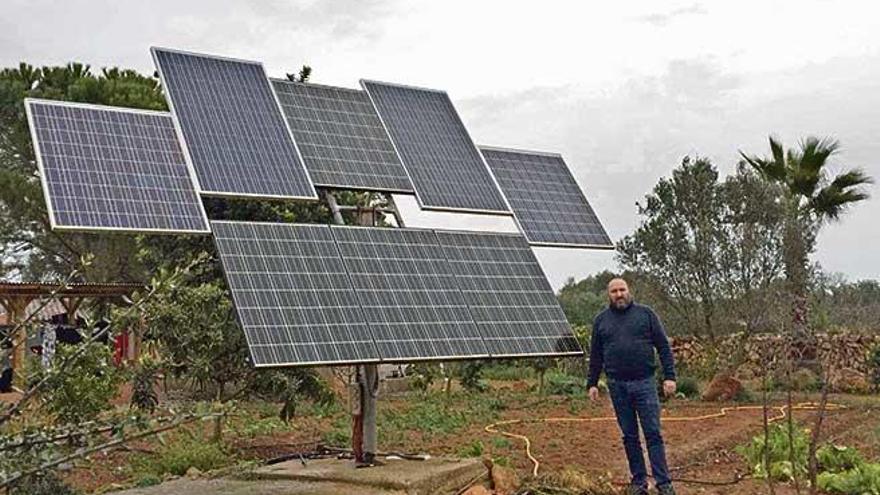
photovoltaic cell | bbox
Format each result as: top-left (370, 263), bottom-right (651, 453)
top-left (25, 99), bottom-right (209, 233)
top-left (361, 80), bottom-right (510, 214)
top-left (480, 147), bottom-right (612, 248)
top-left (211, 221), bottom-right (378, 367)
top-left (152, 48), bottom-right (317, 200)
top-left (436, 230), bottom-right (582, 357)
top-left (271, 80), bottom-right (413, 193)
top-left (331, 226), bottom-right (488, 361)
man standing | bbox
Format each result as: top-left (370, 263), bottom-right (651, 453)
top-left (587, 278), bottom-right (677, 495)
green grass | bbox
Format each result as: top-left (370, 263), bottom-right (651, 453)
top-left (457, 440), bottom-right (484, 458)
top-left (380, 391), bottom-right (505, 438)
top-left (491, 437), bottom-right (512, 449)
top-left (322, 415), bottom-right (351, 447)
top-left (130, 435), bottom-right (232, 478)
top-left (544, 371), bottom-right (586, 396)
top-left (482, 363), bottom-right (534, 381)
top-left (300, 399), bottom-right (343, 418)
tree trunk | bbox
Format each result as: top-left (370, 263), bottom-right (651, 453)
top-left (782, 203), bottom-right (810, 340)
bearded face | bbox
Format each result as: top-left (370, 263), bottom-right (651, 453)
top-left (607, 279), bottom-right (632, 309)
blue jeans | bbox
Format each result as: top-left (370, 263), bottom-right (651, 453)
top-left (608, 377), bottom-right (671, 487)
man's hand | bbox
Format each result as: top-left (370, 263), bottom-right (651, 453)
top-left (588, 386), bottom-right (600, 401)
top-left (663, 380), bottom-right (677, 397)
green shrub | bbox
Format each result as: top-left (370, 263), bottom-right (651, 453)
top-left (409, 362), bottom-right (440, 393)
top-left (458, 361), bottom-right (488, 392)
top-left (250, 368), bottom-right (333, 421)
top-left (38, 343), bottom-right (124, 424)
top-left (732, 385), bottom-right (755, 403)
top-left (869, 345), bottom-right (880, 393)
top-left (790, 368), bottom-right (822, 392)
top-left (10, 471), bottom-right (78, 495)
top-left (675, 375), bottom-right (701, 399)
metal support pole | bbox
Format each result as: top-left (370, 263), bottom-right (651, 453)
top-left (360, 363), bottom-right (379, 465)
top-left (321, 189), bottom-right (380, 467)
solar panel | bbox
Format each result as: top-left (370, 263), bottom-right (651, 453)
top-left (24, 99), bottom-right (209, 233)
top-left (211, 221), bottom-right (379, 367)
top-left (480, 147), bottom-right (612, 248)
top-left (361, 80), bottom-right (510, 214)
top-left (435, 230), bottom-right (582, 357)
top-left (271, 80), bottom-right (414, 193)
top-left (331, 226), bottom-right (488, 361)
top-left (152, 48), bottom-right (317, 200)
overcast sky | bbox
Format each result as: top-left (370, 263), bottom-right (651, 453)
top-left (3, 0), bottom-right (878, 289)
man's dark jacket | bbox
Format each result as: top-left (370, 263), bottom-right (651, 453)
top-left (586, 301), bottom-right (675, 388)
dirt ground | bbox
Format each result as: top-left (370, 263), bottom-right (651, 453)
top-left (465, 392), bottom-right (880, 494)
top-left (44, 383), bottom-right (880, 494)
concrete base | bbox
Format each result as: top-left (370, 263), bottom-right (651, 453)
top-left (249, 456), bottom-right (486, 495)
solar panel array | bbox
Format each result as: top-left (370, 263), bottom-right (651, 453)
top-left (272, 80), bottom-right (414, 193)
top-left (212, 221), bottom-right (579, 366)
top-left (480, 147), bottom-right (612, 247)
top-left (25, 99), bottom-right (209, 233)
top-left (437, 230), bottom-right (582, 357)
top-left (361, 80), bottom-right (510, 214)
top-left (152, 48), bottom-right (317, 200)
top-left (333, 226), bottom-right (487, 361)
top-left (211, 221), bottom-right (379, 366)
top-left (25, 46), bottom-right (606, 367)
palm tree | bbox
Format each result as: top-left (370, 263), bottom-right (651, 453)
top-left (740, 136), bottom-right (872, 337)
top-left (742, 136), bottom-right (872, 495)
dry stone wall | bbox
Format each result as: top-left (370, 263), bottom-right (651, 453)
top-left (671, 333), bottom-right (880, 393)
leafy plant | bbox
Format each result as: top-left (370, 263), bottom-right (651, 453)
top-left (818, 463), bottom-right (880, 494)
top-left (544, 371), bottom-right (585, 396)
top-left (409, 362), bottom-right (440, 393)
top-left (457, 361), bottom-right (488, 392)
top-left (738, 422), bottom-right (809, 481)
top-left (36, 342), bottom-right (123, 424)
top-left (817, 445), bottom-right (864, 473)
top-left (250, 368), bottom-right (333, 421)
top-left (130, 356), bottom-right (160, 413)
top-left (739, 425), bottom-right (880, 494)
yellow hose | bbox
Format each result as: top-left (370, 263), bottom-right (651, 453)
top-left (484, 402), bottom-right (847, 477)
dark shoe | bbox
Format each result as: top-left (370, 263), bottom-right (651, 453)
top-left (656, 484), bottom-right (676, 495)
top-left (624, 484), bottom-right (649, 495)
